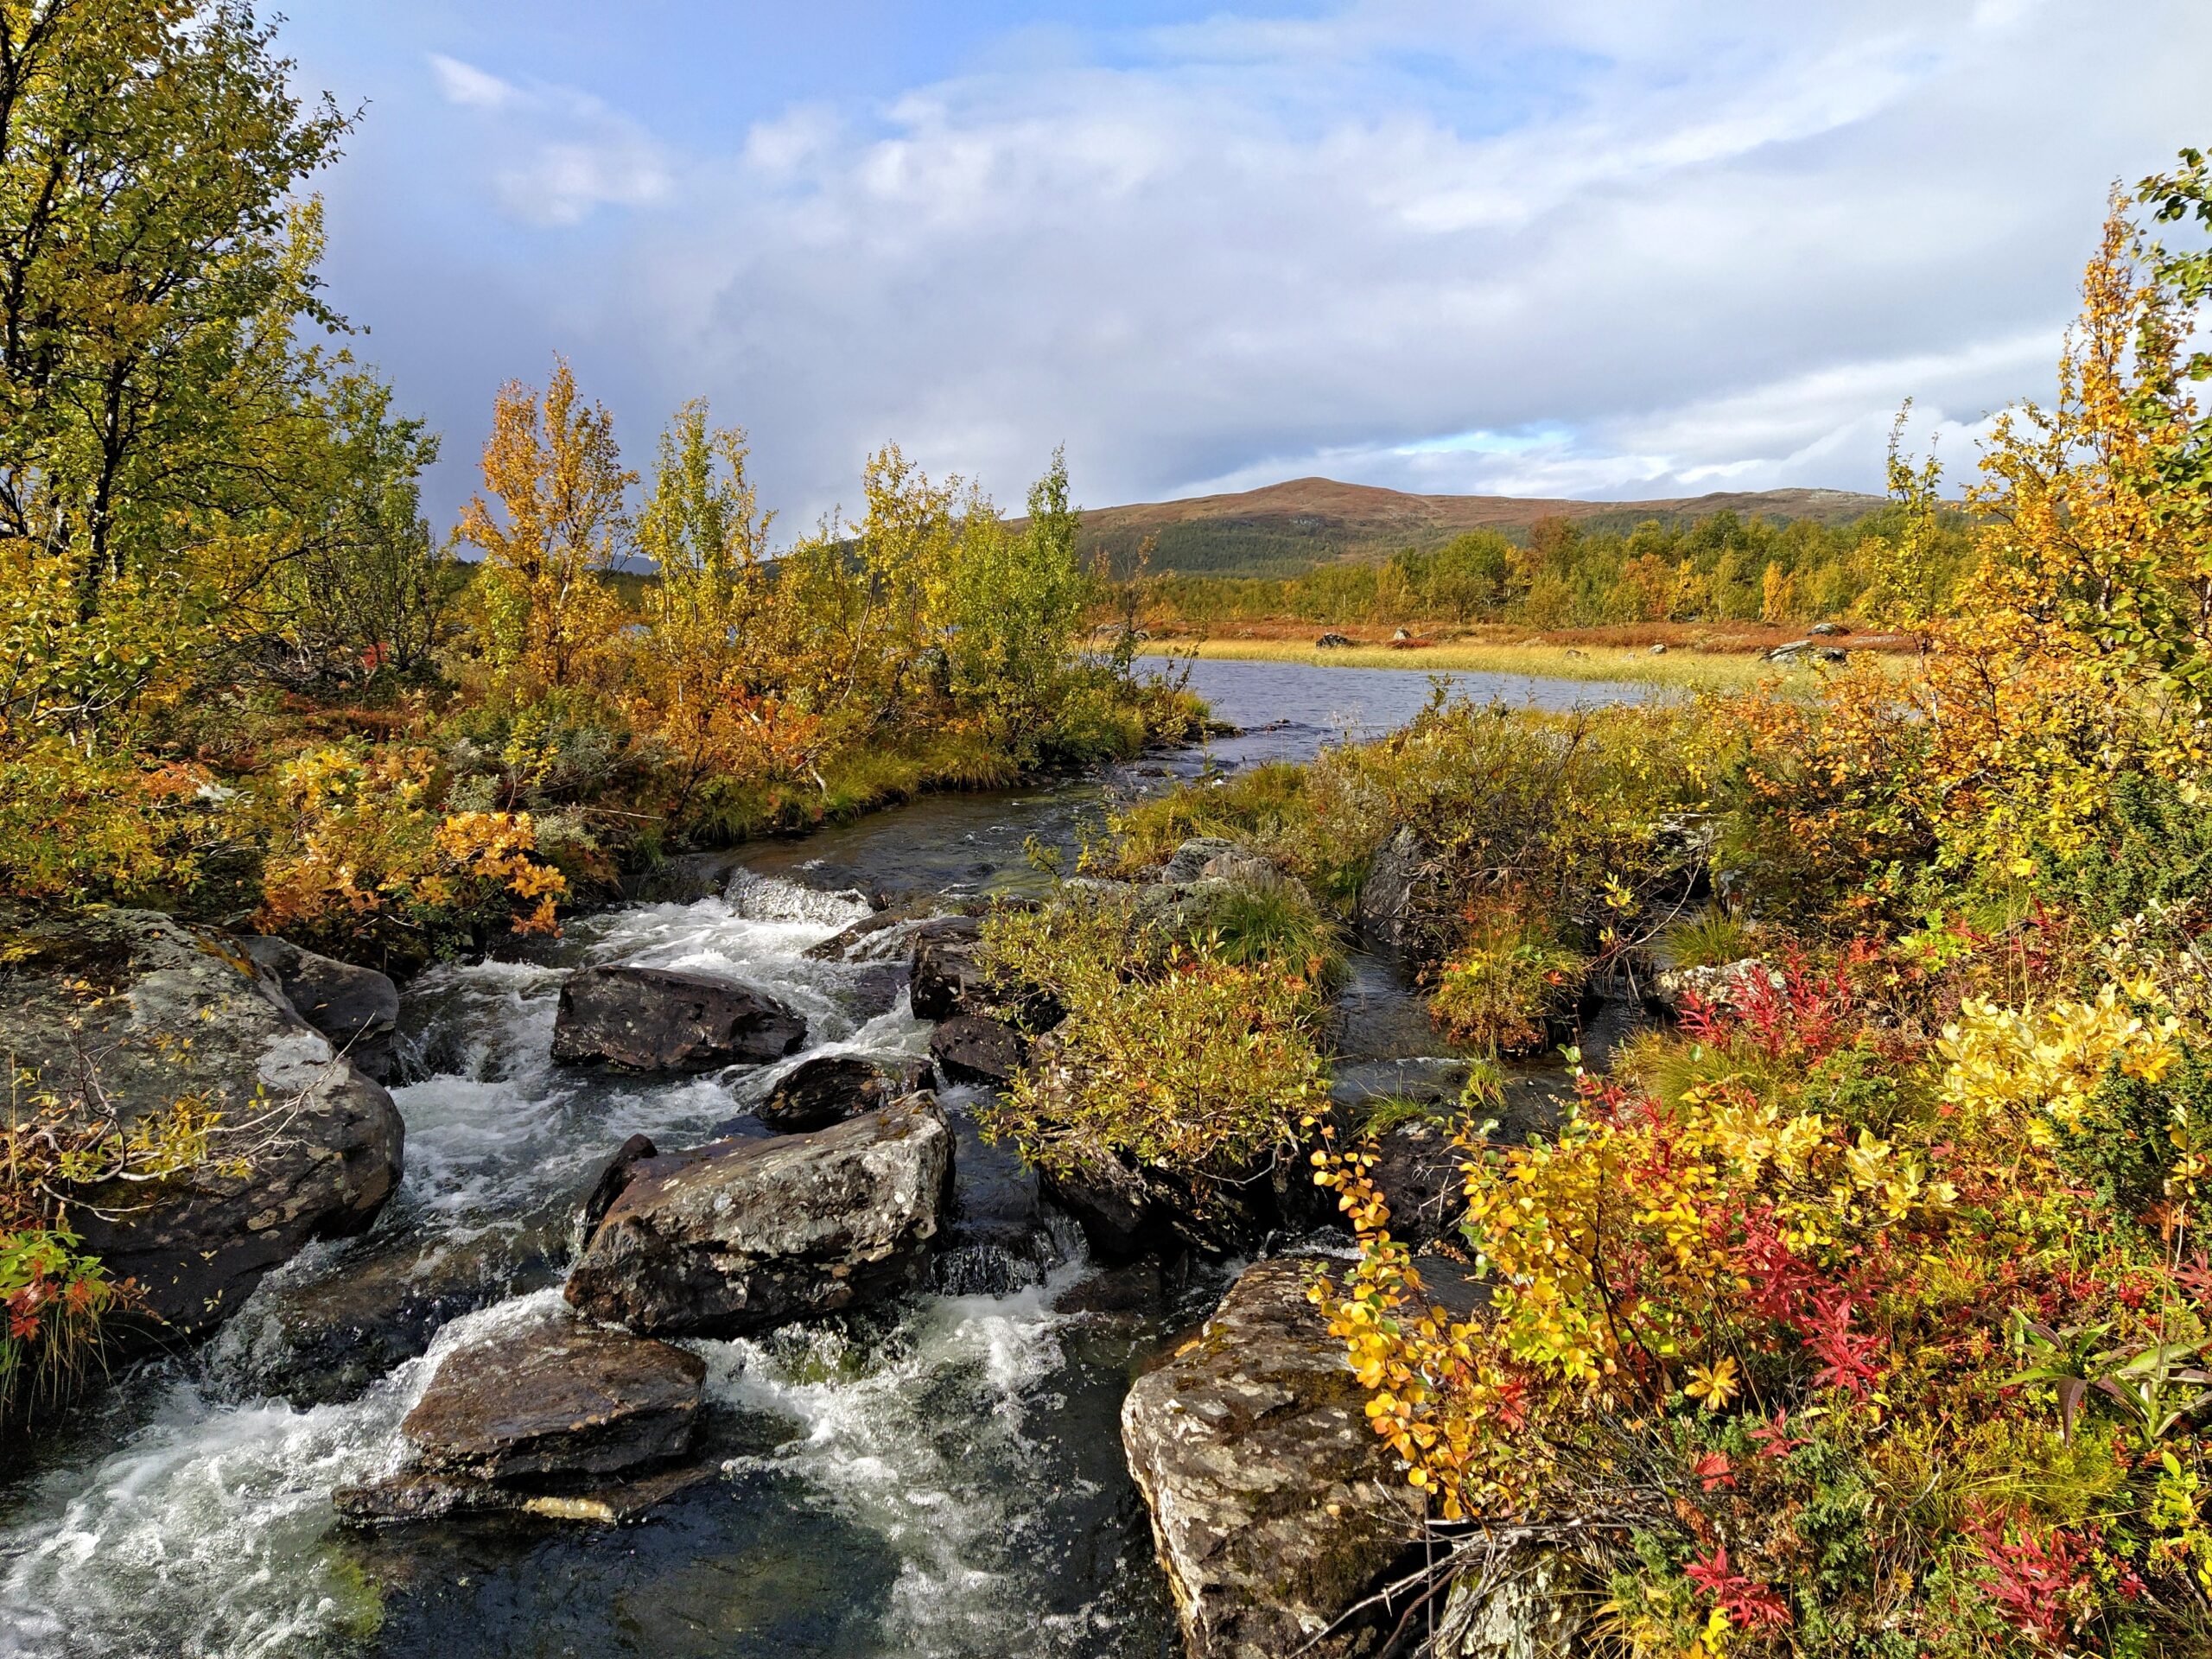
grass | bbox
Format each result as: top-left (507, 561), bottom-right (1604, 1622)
top-left (1140, 637), bottom-right (1861, 692)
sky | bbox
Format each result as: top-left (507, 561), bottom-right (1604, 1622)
top-left (278, 0), bottom-right (2212, 536)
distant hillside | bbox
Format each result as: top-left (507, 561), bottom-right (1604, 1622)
top-left (1077, 477), bottom-right (1888, 579)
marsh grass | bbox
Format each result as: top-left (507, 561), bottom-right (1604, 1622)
top-left (1141, 637), bottom-right (1820, 690)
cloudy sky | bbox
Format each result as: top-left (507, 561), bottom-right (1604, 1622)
top-left (281, 0), bottom-right (2211, 533)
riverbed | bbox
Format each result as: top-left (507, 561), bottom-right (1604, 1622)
top-left (0, 658), bottom-right (1654, 1659)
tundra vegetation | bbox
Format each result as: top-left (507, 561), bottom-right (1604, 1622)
top-left (977, 162), bottom-right (2212, 1655)
top-left (0, 2), bottom-right (1190, 1418)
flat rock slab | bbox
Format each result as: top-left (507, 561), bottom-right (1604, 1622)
top-left (336, 1313), bottom-right (705, 1525)
top-left (1122, 1257), bottom-right (1422, 1659)
top-left (564, 1092), bottom-right (955, 1338)
top-left (551, 963), bottom-right (805, 1071)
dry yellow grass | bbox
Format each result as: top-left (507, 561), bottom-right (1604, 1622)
top-left (1139, 637), bottom-right (1852, 691)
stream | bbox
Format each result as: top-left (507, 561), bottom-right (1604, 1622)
top-left (0, 658), bottom-right (1657, 1659)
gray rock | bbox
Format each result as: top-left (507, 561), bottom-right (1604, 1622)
top-left (0, 906), bottom-right (403, 1347)
top-left (1357, 826), bottom-right (1450, 964)
top-left (239, 935), bottom-right (401, 1082)
top-left (1315, 632), bottom-right (1353, 649)
top-left (1431, 1546), bottom-right (1589, 1656)
top-left (929, 1014), bottom-right (1028, 1086)
top-left (335, 1312), bottom-right (704, 1524)
top-left (550, 963), bottom-right (805, 1071)
top-left (1808, 620), bottom-right (1843, 636)
top-left (1651, 957), bottom-right (1780, 1017)
top-left (759, 1054), bottom-right (926, 1134)
top-left (1160, 836), bottom-right (1241, 885)
top-left (1648, 642), bottom-right (1668, 655)
top-left (1122, 1259), bottom-right (1422, 1659)
top-left (564, 1092), bottom-right (955, 1338)
top-left (1816, 645), bottom-right (1848, 664)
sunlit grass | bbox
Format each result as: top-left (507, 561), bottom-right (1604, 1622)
top-left (1140, 637), bottom-right (1872, 691)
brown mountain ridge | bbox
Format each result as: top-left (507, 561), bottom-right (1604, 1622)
top-left (1072, 476), bottom-right (1886, 579)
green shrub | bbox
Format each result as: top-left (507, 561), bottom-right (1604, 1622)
top-left (1664, 906), bottom-right (1758, 969)
top-left (975, 888), bottom-right (1328, 1201)
top-left (1429, 910), bottom-right (1587, 1056)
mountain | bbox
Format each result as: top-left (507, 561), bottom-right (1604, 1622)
top-left (1074, 476), bottom-right (1889, 579)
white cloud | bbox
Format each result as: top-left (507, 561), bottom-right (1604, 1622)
top-left (425, 54), bottom-right (670, 228)
top-left (345, 4), bottom-right (2212, 529)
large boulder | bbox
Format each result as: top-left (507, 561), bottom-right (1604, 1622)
top-left (0, 906), bottom-right (404, 1346)
top-left (240, 935), bottom-right (402, 1082)
top-left (336, 1308), bottom-right (706, 1525)
top-left (1122, 1258), bottom-right (1422, 1659)
top-left (565, 1092), bottom-right (955, 1338)
top-left (550, 963), bottom-right (805, 1071)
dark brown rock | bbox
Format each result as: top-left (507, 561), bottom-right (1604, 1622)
top-left (907, 915), bottom-right (986, 1020)
top-left (758, 1054), bottom-right (925, 1134)
top-left (0, 906), bottom-right (403, 1347)
top-left (579, 1133), bottom-right (661, 1237)
top-left (564, 1092), bottom-right (955, 1338)
top-left (1122, 1258), bottom-right (1422, 1659)
top-left (1363, 1119), bottom-right (1467, 1248)
top-left (928, 1014), bottom-right (1027, 1086)
top-left (550, 963), bottom-right (805, 1071)
top-left (401, 1318), bottom-right (704, 1483)
top-left (334, 1311), bottom-right (706, 1525)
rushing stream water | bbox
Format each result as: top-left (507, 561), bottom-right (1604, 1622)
top-left (0, 658), bottom-right (1656, 1659)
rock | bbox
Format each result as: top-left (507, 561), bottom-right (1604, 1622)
top-left (759, 1054), bottom-right (925, 1134)
top-left (335, 1311), bottom-right (705, 1525)
top-left (580, 1133), bottom-right (661, 1236)
top-left (214, 1209), bottom-right (570, 1407)
top-left (1122, 1259), bottom-right (1422, 1659)
top-left (550, 963), bottom-right (805, 1071)
top-left (1647, 642), bottom-right (1668, 655)
top-left (1160, 836), bottom-right (1241, 885)
top-left (1652, 957), bottom-right (1781, 1018)
top-left (1357, 826), bottom-right (1450, 964)
top-left (1764, 639), bottom-right (1810, 662)
top-left (1431, 1547), bottom-right (1588, 1656)
top-left (929, 1014), bottom-right (1028, 1086)
top-left (1315, 632), bottom-right (1353, 649)
top-left (908, 915), bottom-right (986, 1020)
top-left (564, 1092), bottom-right (955, 1338)
top-left (1390, 626), bottom-right (1412, 643)
top-left (1815, 645), bottom-right (1848, 664)
top-left (239, 936), bottom-right (402, 1082)
top-left (934, 1106), bottom-right (1058, 1294)
top-left (1363, 1119), bottom-right (1466, 1247)
top-left (0, 906), bottom-right (404, 1347)
top-left (1809, 620), bottom-right (1844, 636)
top-left (1040, 1153), bottom-right (1160, 1262)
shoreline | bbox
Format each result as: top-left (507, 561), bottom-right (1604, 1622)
top-left (1136, 637), bottom-right (1807, 691)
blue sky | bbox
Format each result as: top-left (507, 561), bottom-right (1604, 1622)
top-left (279, 1), bottom-right (2212, 533)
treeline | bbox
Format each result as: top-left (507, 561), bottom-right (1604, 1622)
top-left (0, 3), bottom-right (1187, 967)
top-left (1137, 499), bottom-right (1975, 630)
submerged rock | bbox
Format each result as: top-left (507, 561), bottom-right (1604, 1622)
top-left (239, 935), bottom-right (402, 1082)
top-left (0, 906), bottom-right (403, 1347)
top-left (336, 1312), bottom-right (705, 1525)
top-left (564, 1091), bottom-right (955, 1338)
top-left (1122, 1258), bottom-right (1422, 1658)
top-left (1363, 1119), bottom-right (1467, 1248)
top-left (550, 963), bottom-right (806, 1071)
top-left (758, 1053), bottom-right (926, 1134)
top-left (218, 1205), bottom-right (570, 1407)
